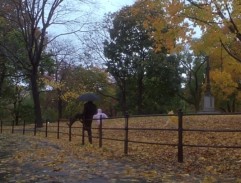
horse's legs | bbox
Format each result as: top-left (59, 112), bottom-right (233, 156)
top-left (87, 129), bottom-right (92, 144)
top-left (82, 127), bottom-right (85, 145)
top-left (82, 125), bottom-right (92, 144)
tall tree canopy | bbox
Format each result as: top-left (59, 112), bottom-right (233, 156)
top-left (104, 3), bottom-right (182, 114)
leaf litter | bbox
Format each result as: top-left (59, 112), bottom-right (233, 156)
top-left (0, 114), bottom-right (241, 182)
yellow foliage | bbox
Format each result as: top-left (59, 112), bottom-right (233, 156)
top-left (61, 91), bottom-right (79, 102)
top-left (210, 69), bottom-right (238, 100)
top-left (40, 75), bottom-right (89, 103)
top-left (40, 77), bottom-right (64, 89)
top-left (133, 0), bottom-right (192, 53)
top-left (187, 0), bottom-right (241, 62)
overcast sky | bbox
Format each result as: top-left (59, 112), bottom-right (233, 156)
top-left (97, 0), bottom-right (135, 14)
top-left (48, 0), bottom-right (136, 41)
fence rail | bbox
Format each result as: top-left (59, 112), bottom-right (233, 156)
top-left (1, 110), bottom-right (241, 163)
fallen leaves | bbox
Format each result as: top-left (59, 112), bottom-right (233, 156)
top-left (1, 114), bottom-right (241, 182)
top-left (202, 176), bottom-right (217, 183)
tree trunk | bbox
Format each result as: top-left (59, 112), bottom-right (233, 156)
top-left (31, 68), bottom-right (43, 127)
top-left (0, 60), bottom-right (6, 96)
top-left (137, 75), bottom-right (143, 114)
top-left (120, 80), bottom-right (127, 114)
top-left (227, 102), bottom-right (231, 112)
top-left (232, 98), bottom-right (235, 112)
top-left (195, 101), bottom-right (199, 112)
top-left (13, 101), bottom-right (20, 126)
top-left (57, 89), bottom-right (62, 119)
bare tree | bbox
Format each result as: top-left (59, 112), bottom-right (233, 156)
top-left (0, 0), bottom-right (94, 127)
top-left (47, 39), bottom-right (79, 119)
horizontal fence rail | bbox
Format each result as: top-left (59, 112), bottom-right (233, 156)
top-left (1, 110), bottom-right (241, 163)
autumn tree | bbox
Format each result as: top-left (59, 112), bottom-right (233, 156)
top-left (210, 69), bottom-right (241, 112)
top-left (184, 0), bottom-right (241, 63)
top-left (206, 41), bottom-right (241, 112)
top-left (186, 0), bottom-right (241, 112)
top-left (133, 0), bottom-right (192, 54)
top-left (104, 2), bottom-right (183, 114)
top-left (43, 40), bottom-right (78, 119)
top-left (144, 0), bottom-right (241, 112)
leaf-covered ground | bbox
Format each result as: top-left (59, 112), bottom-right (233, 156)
top-left (0, 115), bottom-right (241, 182)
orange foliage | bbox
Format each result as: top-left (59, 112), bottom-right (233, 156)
top-left (131, 0), bottom-right (193, 53)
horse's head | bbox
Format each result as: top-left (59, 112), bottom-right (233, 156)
top-left (67, 113), bottom-right (83, 127)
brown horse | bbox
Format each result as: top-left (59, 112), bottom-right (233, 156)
top-left (68, 113), bottom-right (94, 144)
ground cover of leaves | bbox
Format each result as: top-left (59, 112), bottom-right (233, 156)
top-left (0, 114), bottom-right (241, 182)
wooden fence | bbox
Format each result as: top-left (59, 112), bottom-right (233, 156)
top-left (1, 109), bottom-right (241, 163)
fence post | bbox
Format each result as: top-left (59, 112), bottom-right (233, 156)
top-left (34, 120), bottom-right (37, 136)
top-left (57, 119), bottom-right (60, 139)
top-left (69, 126), bottom-right (72, 142)
top-left (45, 119), bottom-right (48, 137)
top-left (0, 120), bottom-right (2, 133)
top-left (82, 125), bottom-right (85, 145)
top-left (12, 120), bottom-right (14, 133)
top-left (99, 115), bottom-right (103, 148)
top-left (23, 120), bottom-right (26, 135)
top-left (178, 109), bottom-right (183, 163)
top-left (124, 112), bottom-right (129, 155)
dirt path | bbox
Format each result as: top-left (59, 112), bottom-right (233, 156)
top-left (0, 134), bottom-right (157, 182)
top-left (0, 134), bottom-right (240, 183)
